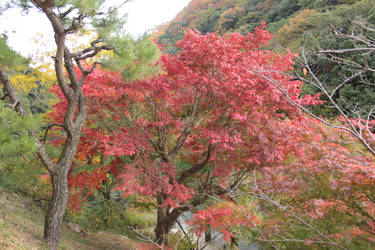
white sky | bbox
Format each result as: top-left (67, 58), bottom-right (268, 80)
top-left (0, 0), bottom-right (190, 57)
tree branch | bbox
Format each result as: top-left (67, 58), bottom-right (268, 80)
top-left (243, 64), bottom-right (375, 157)
top-left (0, 67), bottom-right (25, 115)
top-left (317, 47), bottom-right (375, 54)
top-left (65, 14), bottom-right (84, 34)
top-left (42, 123), bottom-right (66, 144)
top-left (168, 95), bottom-right (200, 161)
top-left (177, 144), bottom-right (212, 183)
top-left (72, 44), bottom-right (112, 61)
top-left (58, 7), bottom-right (74, 19)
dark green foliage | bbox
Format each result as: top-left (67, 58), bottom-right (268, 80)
top-left (196, 9), bottom-right (222, 33)
top-left (27, 86), bottom-right (55, 114)
top-left (0, 100), bottom-right (48, 198)
top-left (104, 35), bottom-right (160, 81)
top-left (158, 19), bottom-right (190, 54)
top-left (70, 191), bottom-right (157, 236)
top-left (0, 35), bottom-right (29, 69)
top-left (294, 0), bottom-right (375, 116)
top-left (72, 198), bottom-right (129, 233)
top-left (0, 101), bottom-right (37, 164)
top-left (156, 0), bottom-right (369, 50)
top-left (156, 0), bottom-right (360, 52)
top-left (265, 0), bottom-right (302, 23)
top-left (0, 33), bottom-right (52, 200)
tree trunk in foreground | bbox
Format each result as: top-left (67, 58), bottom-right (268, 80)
top-left (154, 208), bottom-right (176, 246)
top-left (154, 195), bottom-right (182, 246)
top-left (44, 170), bottom-right (69, 250)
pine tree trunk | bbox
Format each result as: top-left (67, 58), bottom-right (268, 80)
top-left (44, 170), bottom-right (69, 250)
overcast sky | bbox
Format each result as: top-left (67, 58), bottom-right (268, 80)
top-left (0, 0), bottom-right (190, 57)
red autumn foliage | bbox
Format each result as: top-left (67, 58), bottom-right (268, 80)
top-left (49, 25), bottom-right (321, 241)
top-left (258, 117), bottom-right (375, 244)
top-left (189, 203), bottom-right (259, 241)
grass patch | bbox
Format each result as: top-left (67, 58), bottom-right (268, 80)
top-left (0, 186), bottom-right (141, 249)
top-left (126, 208), bottom-right (157, 230)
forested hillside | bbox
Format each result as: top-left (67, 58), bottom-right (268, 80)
top-left (158, 0), bottom-right (373, 53)
top-left (157, 0), bottom-right (375, 116)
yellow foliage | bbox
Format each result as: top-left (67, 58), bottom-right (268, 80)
top-left (9, 74), bottom-right (38, 93)
top-left (92, 155), bottom-right (101, 164)
top-left (276, 9), bottom-right (318, 50)
top-left (13, 29), bottom-right (115, 94)
top-left (10, 67), bottom-right (56, 93)
top-left (11, 30), bottom-right (102, 93)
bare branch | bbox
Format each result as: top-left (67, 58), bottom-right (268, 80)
top-left (128, 226), bottom-right (165, 249)
top-left (353, 20), bottom-right (375, 33)
top-left (243, 49), bottom-right (375, 156)
top-left (168, 94), bottom-right (201, 161)
top-left (225, 185), bottom-right (278, 249)
top-left (252, 172), bottom-right (347, 249)
top-left (329, 70), bottom-right (364, 98)
top-left (317, 47), bottom-right (375, 54)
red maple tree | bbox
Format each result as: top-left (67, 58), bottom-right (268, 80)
top-left (49, 24), bottom-right (320, 244)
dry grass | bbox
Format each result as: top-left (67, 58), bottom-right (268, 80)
top-left (0, 187), bottom-right (139, 249)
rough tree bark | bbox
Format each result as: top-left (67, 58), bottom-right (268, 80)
top-left (43, 170), bottom-right (69, 249)
top-left (1, 1), bottom-right (111, 248)
top-left (33, 2), bottom-right (86, 248)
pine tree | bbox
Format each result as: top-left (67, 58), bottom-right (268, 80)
top-left (0, 1), bottom-right (159, 249)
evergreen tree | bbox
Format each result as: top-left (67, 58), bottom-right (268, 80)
top-left (0, 1), bottom-right (159, 249)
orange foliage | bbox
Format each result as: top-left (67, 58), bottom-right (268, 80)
top-left (275, 9), bottom-right (318, 48)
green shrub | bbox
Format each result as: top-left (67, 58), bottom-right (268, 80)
top-left (125, 208), bottom-right (156, 230)
top-left (70, 197), bottom-right (129, 234)
top-left (167, 232), bottom-right (195, 250)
